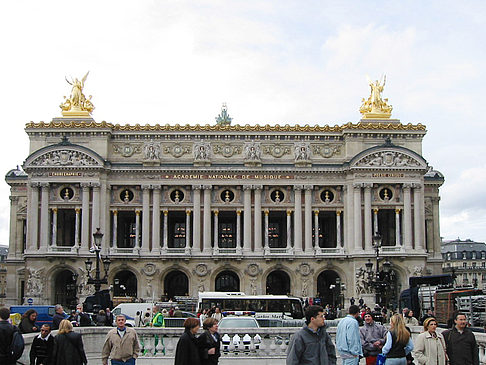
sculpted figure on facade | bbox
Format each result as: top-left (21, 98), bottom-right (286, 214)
top-left (294, 142), bottom-right (311, 162)
top-left (355, 267), bottom-right (372, 295)
top-left (143, 141), bottom-right (161, 161)
top-left (193, 141), bottom-right (211, 161)
top-left (26, 267), bottom-right (44, 296)
top-left (244, 141), bottom-right (262, 166)
top-left (357, 151), bottom-right (421, 168)
top-left (31, 150), bottom-right (98, 167)
top-left (60, 72), bottom-right (95, 115)
top-left (360, 75), bottom-right (393, 118)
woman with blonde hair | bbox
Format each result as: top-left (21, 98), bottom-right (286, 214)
top-left (413, 317), bottom-right (447, 365)
top-left (54, 319), bottom-right (87, 365)
top-left (381, 314), bottom-right (414, 364)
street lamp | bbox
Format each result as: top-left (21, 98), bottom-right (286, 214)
top-left (85, 228), bottom-right (111, 299)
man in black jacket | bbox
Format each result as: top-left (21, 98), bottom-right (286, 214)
top-left (30, 324), bottom-right (55, 365)
top-left (0, 307), bottom-right (22, 365)
top-left (52, 304), bottom-right (65, 330)
top-left (443, 312), bottom-right (479, 365)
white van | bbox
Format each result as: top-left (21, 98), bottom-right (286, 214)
top-left (112, 303), bottom-right (155, 327)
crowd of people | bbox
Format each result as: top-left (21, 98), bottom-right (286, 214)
top-left (286, 304), bottom-right (480, 365)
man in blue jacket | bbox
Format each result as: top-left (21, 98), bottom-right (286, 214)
top-left (336, 305), bottom-right (363, 365)
top-left (286, 305), bottom-right (336, 365)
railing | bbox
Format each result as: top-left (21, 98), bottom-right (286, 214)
top-left (17, 326), bottom-right (486, 364)
top-left (48, 245), bottom-right (78, 253)
top-left (314, 247), bottom-right (345, 256)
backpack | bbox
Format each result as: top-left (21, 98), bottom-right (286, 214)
top-left (8, 328), bottom-right (25, 362)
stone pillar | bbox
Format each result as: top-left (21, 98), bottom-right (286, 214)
top-left (27, 183), bottom-right (39, 252)
top-left (192, 186), bottom-right (201, 252)
top-left (243, 185), bottom-right (252, 253)
top-left (264, 209), bottom-right (269, 250)
top-left (336, 210), bottom-right (342, 248)
top-left (185, 210), bottom-right (191, 253)
top-left (395, 209), bottom-right (402, 246)
top-left (51, 208), bottom-right (58, 246)
top-left (373, 209), bottom-right (379, 235)
top-left (162, 210), bottom-right (168, 251)
top-left (80, 183), bottom-right (90, 251)
top-left (91, 183), bottom-right (100, 233)
top-left (39, 183), bottom-right (50, 251)
top-left (9, 196), bottom-right (20, 256)
top-left (135, 210), bottom-right (141, 249)
top-left (253, 185), bottom-right (263, 253)
top-left (364, 184), bottom-right (372, 251)
top-left (353, 183), bottom-right (362, 251)
top-left (75, 208), bottom-right (81, 247)
top-left (286, 210), bottom-right (292, 249)
top-left (403, 184), bottom-right (413, 250)
top-left (294, 185), bottom-right (303, 253)
top-left (413, 184), bottom-right (424, 250)
top-left (236, 210), bottom-right (242, 250)
top-left (314, 210), bottom-right (319, 249)
top-left (432, 197), bottom-right (442, 257)
top-left (304, 186), bottom-right (313, 254)
top-left (203, 186), bottom-right (212, 254)
top-left (141, 185), bottom-right (150, 254)
top-left (112, 210), bottom-right (118, 248)
top-left (213, 210), bottom-right (219, 248)
top-left (152, 186), bottom-right (161, 253)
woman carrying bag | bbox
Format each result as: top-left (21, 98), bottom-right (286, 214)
top-left (381, 314), bottom-right (414, 365)
top-left (413, 317), bottom-right (447, 365)
top-left (197, 318), bottom-right (221, 365)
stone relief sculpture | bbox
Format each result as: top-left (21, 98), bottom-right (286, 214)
top-left (356, 151), bottom-right (421, 168)
top-left (250, 279), bottom-right (257, 295)
top-left (26, 267), bottom-right (44, 295)
top-left (31, 150), bottom-right (98, 167)
top-left (355, 267), bottom-right (372, 295)
top-left (193, 141), bottom-right (211, 161)
top-left (143, 141), bottom-right (161, 161)
top-left (301, 278), bottom-right (309, 297)
top-left (294, 142), bottom-right (311, 165)
top-left (244, 141), bottom-right (261, 161)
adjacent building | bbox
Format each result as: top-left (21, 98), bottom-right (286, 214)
top-left (4, 76), bottom-right (444, 309)
top-left (442, 238), bottom-right (486, 289)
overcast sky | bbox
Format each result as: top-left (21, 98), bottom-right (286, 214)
top-left (0, 0), bottom-right (485, 246)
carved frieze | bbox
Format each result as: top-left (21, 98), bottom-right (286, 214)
top-left (113, 143), bottom-right (142, 157)
top-left (213, 143), bottom-right (241, 158)
top-left (31, 150), bottom-right (100, 166)
top-left (355, 151), bottom-right (421, 168)
top-left (164, 143), bottom-right (191, 158)
top-left (312, 144), bottom-right (341, 158)
top-left (263, 144), bottom-right (290, 158)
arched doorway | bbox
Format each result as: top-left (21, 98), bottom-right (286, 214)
top-left (113, 270), bottom-right (137, 298)
top-left (54, 270), bottom-right (77, 308)
top-left (164, 270), bottom-right (189, 300)
top-left (317, 270), bottom-right (341, 308)
top-left (266, 270), bottom-right (290, 295)
top-left (215, 271), bottom-right (240, 292)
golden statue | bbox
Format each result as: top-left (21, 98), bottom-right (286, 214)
top-left (60, 71), bottom-right (94, 117)
top-left (360, 75), bottom-right (393, 119)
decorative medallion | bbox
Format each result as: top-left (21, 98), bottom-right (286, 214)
top-left (194, 263), bottom-right (209, 277)
top-left (263, 144), bottom-right (290, 158)
top-left (142, 263), bottom-right (158, 277)
top-left (213, 144), bottom-right (241, 158)
top-left (245, 263), bottom-right (261, 277)
top-left (313, 144), bottom-right (341, 158)
top-left (113, 143), bottom-right (142, 157)
top-left (164, 143), bottom-right (191, 158)
top-left (296, 263), bottom-right (313, 277)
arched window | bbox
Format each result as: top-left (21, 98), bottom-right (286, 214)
top-left (164, 271), bottom-right (189, 300)
top-left (54, 270), bottom-right (77, 308)
top-left (215, 271), bottom-right (240, 292)
top-left (113, 270), bottom-right (137, 297)
top-left (266, 270), bottom-right (291, 295)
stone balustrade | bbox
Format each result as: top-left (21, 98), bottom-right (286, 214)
top-left (17, 326), bottom-right (486, 364)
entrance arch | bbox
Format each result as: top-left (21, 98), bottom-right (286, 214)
top-left (266, 270), bottom-right (290, 295)
top-left (215, 271), bottom-right (240, 292)
top-left (54, 270), bottom-right (77, 308)
top-left (164, 270), bottom-right (189, 300)
top-left (113, 270), bottom-right (137, 298)
top-left (317, 270), bottom-right (341, 307)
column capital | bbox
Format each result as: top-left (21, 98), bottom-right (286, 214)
top-left (202, 185), bottom-right (212, 190)
top-left (91, 182), bottom-right (101, 189)
top-left (52, 207), bottom-right (58, 213)
top-left (192, 185), bottom-right (202, 190)
top-left (412, 183), bottom-right (422, 189)
top-left (141, 184), bottom-right (151, 190)
top-left (163, 210), bottom-right (168, 215)
top-left (286, 209), bottom-right (292, 216)
top-left (135, 210), bottom-right (141, 216)
top-left (75, 208), bottom-right (81, 214)
top-left (304, 185), bottom-right (314, 191)
top-left (314, 209), bottom-right (319, 216)
top-left (213, 210), bottom-right (219, 216)
top-left (253, 184), bottom-right (263, 190)
top-left (363, 183), bottom-right (373, 189)
top-left (29, 181), bottom-right (40, 188)
top-left (80, 182), bottom-right (90, 189)
top-left (264, 209), bottom-right (269, 216)
top-left (111, 209), bottom-right (118, 215)
top-left (353, 183), bottom-right (362, 190)
top-left (373, 208), bottom-right (379, 214)
top-left (40, 182), bottom-right (50, 189)
top-left (186, 209), bottom-right (191, 216)
top-left (9, 196), bottom-right (19, 203)
top-left (336, 210), bottom-right (342, 216)
top-left (236, 210), bottom-right (242, 216)
top-left (395, 208), bottom-right (401, 214)
top-left (152, 185), bottom-right (162, 190)
top-left (242, 184), bottom-right (253, 190)
top-left (402, 183), bottom-right (412, 190)
top-left (293, 184), bottom-right (304, 191)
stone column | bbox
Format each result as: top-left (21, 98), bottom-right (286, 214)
top-left (286, 209), bottom-right (292, 249)
top-left (203, 186), bottom-right (212, 254)
top-left (353, 183), bottom-right (362, 251)
top-left (253, 185), bottom-right (263, 253)
top-left (314, 210), bottom-right (319, 249)
top-left (344, 184), bottom-right (353, 253)
top-left (213, 210), bottom-right (219, 248)
top-left (304, 186), bottom-right (313, 254)
top-left (162, 210), bottom-right (168, 251)
top-left (27, 183), bottom-right (39, 252)
top-left (364, 184), bottom-right (372, 251)
top-left (192, 186), bottom-right (201, 252)
top-left (152, 186), bottom-right (161, 253)
top-left (413, 184), bottom-right (424, 250)
top-left (51, 208), bottom-right (58, 246)
top-left (112, 210), bottom-right (118, 248)
top-left (91, 183), bottom-right (100, 233)
top-left (395, 209), bottom-right (402, 246)
top-left (135, 210), bottom-right (141, 249)
top-left (432, 197), bottom-right (442, 257)
top-left (243, 185), bottom-right (252, 253)
top-left (264, 209), bottom-right (269, 250)
top-left (81, 183), bottom-right (90, 251)
top-left (373, 209), bottom-right (379, 235)
top-left (236, 210), bottom-right (242, 253)
top-left (294, 185), bottom-right (303, 253)
top-left (9, 196), bottom-right (20, 256)
top-left (75, 208), bottom-right (81, 247)
top-left (336, 210), bottom-right (342, 248)
top-left (185, 210), bottom-right (191, 253)
top-left (39, 183), bottom-right (50, 251)
top-left (403, 183), bottom-right (413, 250)
top-left (141, 185), bottom-right (150, 254)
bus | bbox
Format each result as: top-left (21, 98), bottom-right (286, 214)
top-left (197, 292), bottom-right (305, 319)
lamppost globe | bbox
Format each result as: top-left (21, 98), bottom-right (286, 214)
top-left (85, 258), bottom-right (93, 272)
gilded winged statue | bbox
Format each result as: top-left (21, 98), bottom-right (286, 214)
top-left (60, 71), bottom-right (94, 115)
top-left (360, 74), bottom-right (393, 118)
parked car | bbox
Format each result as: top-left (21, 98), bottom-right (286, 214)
top-left (218, 316), bottom-right (260, 329)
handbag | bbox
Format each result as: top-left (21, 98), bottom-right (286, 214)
top-left (376, 353), bottom-right (386, 365)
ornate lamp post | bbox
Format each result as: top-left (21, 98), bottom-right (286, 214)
top-left (85, 228), bottom-right (111, 298)
top-left (365, 233), bottom-right (394, 308)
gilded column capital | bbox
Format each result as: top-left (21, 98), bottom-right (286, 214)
top-left (163, 210), bottom-right (168, 215)
top-left (264, 209), bottom-right (269, 216)
top-left (135, 210), bottom-right (141, 216)
top-left (395, 208), bottom-right (401, 214)
top-left (186, 209), bottom-right (192, 216)
top-left (236, 210), bottom-right (242, 216)
top-left (286, 209), bottom-right (293, 216)
top-left (52, 207), bottom-right (58, 213)
top-left (373, 208), bottom-right (379, 214)
top-left (314, 209), bottom-right (319, 216)
top-left (213, 210), bottom-right (219, 216)
top-left (336, 210), bottom-right (342, 216)
top-left (111, 209), bottom-right (117, 215)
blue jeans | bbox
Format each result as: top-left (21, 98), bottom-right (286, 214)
top-left (111, 359), bottom-right (135, 365)
top-left (384, 358), bottom-right (406, 365)
top-left (342, 357), bottom-right (359, 365)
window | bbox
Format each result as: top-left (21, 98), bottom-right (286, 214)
top-left (472, 252), bottom-right (476, 259)
top-left (482, 251), bottom-right (486, 259)
top-left (463, 251), bottom-right (467, 259)
top-left (463, 262), bottom-right (467, 268)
